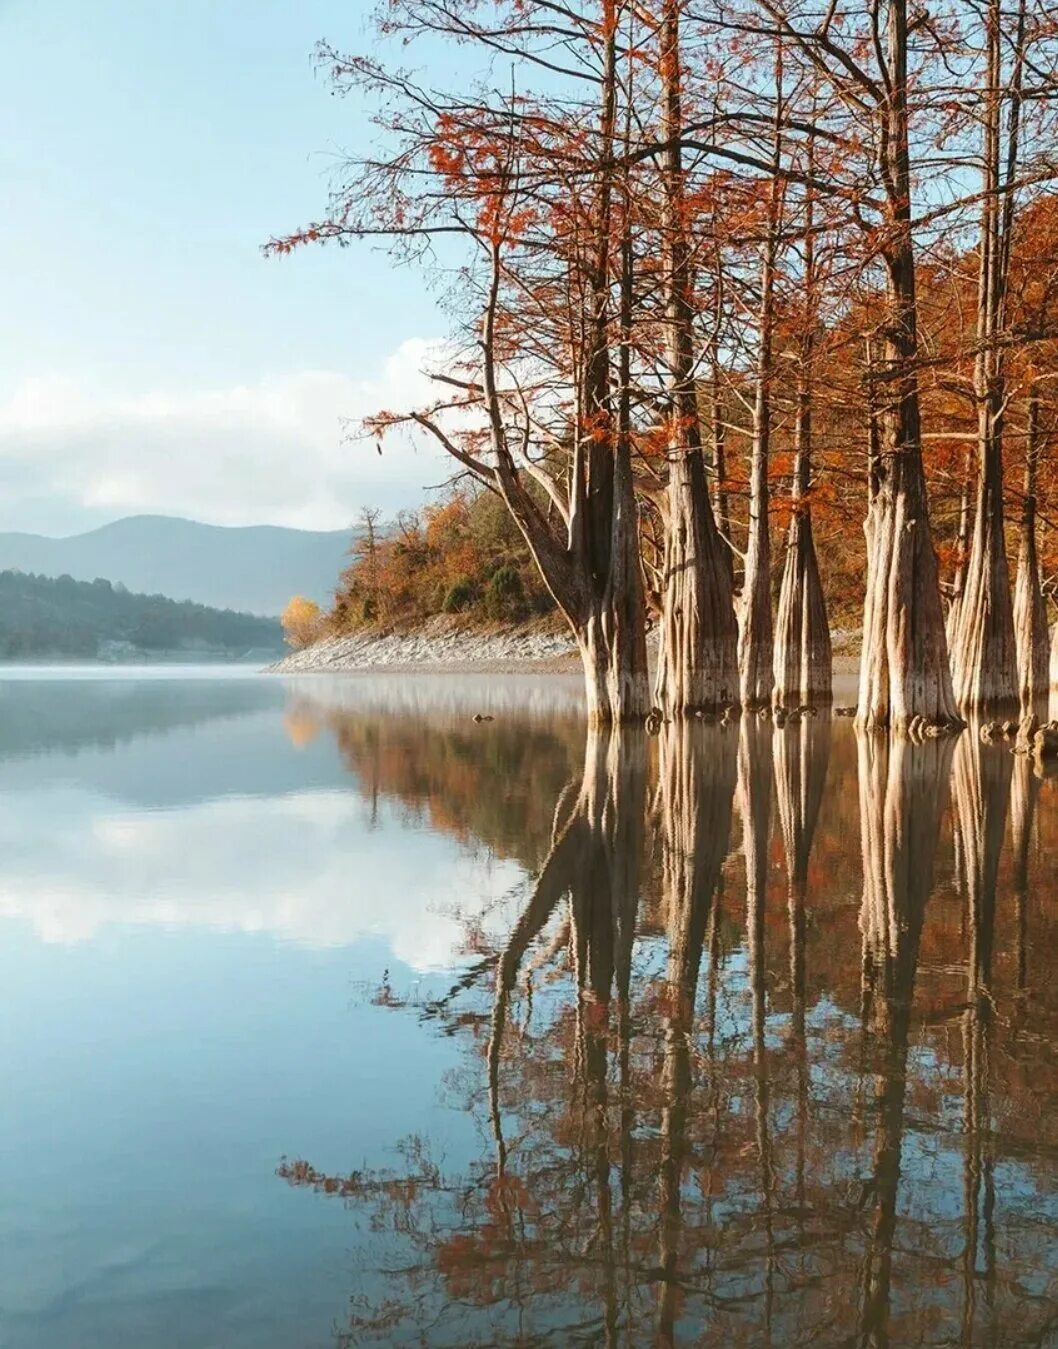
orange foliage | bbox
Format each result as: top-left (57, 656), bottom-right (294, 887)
top-left (280, 595), bottom-right (323, 649)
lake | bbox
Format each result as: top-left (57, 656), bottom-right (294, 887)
top-left (1, 667), bottom-right (1057, 1347)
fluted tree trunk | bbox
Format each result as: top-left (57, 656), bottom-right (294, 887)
top-left (773, 402), bottom-right (832, 712)
top-left (653, 0), bottom-right (739, 719)
top-left (317, 0), bottom-right (653, 726)
top-left (738, 47), bottom-right (783, 710)
top-left (1051, 618), bottom-right (1058, 716)
top-left (472, 219), bottom-right (651, 725)
top-left (950, 0), bottom-right (1027, 717)
top-left (1015, 387), bottom-right (1050, 714)
top-left (709, 268), bottom-right (736, 588)
top-left (774, 150), bottom-right (832, 710)
top-left (947, 442), bottom-right (974, 645)
top-left (574, 1), bottom-right (651, 723)
top-left (856, 0), bottom-right (960, 734)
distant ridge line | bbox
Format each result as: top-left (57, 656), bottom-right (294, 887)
top-left (0, 514), bottom-right (355, 615)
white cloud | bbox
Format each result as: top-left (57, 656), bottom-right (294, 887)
top-left (0, 341), bottom-right (458, 531)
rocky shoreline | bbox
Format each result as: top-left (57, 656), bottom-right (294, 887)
top-left (268, 619), bottom-right (581, 674)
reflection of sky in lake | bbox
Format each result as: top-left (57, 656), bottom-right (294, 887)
top-left (0, 671), bottom-right (551, 964)
top-left (0, 785), bottom-right (525, 963)
top-left (0, 670), bottom-right (552, 1348)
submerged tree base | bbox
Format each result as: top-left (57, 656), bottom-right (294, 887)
top-left (578, 616), bottom-right (651, 725)
top-left (773, 515), bottom-right (832, 712)
top-left (856, 489), bottom-right (963, 736)
top-left (653, 450), bottom-right (739, 721)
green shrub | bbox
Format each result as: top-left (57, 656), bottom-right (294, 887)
top-left (484, 565), bottom-right (525, 621)
top-left (442, 579), bottom-right (477, 613)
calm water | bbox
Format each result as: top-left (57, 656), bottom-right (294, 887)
top-left (1, 669), bottom-right (1057, 1347)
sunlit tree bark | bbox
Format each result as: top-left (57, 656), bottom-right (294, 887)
top-left (856, 0), bottom-right (960, 733)
top-left (653, 0), bottom-right (739, 719)
top-left (951, 0), bottom-right (1028, 717)
top-left (1014, 386), bottom-right (1050, 715)
top-left (774, 127), bottom-right (832, 710)
top-left (738, 47), bottom-right (783, 710)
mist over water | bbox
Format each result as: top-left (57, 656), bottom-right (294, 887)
top-left (1, 669), bottom-right (1057, 1346)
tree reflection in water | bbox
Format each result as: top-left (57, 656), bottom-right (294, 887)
top-left (856, 731), bottom-right (952, 1348)
top-left (277, 700), bottom-right (1058, 1347)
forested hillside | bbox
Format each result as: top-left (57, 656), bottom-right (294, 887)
top-left (326, 496), bottom-right (557, 632)
top-left (0, 571), bottom-right (283, 660)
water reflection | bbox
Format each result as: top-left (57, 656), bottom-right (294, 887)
top-left (857, 732), bottom-right (952, 1348)
top-left (656, 722), bottom-right (737, 1345)
top-left (952, 732), bottom-right (1011, 1347)
top-left (5, 673), bottom-right (1058, 1347)
top-left (1011, 750), bottom-right (1039, 1009)
top-left (0, 675), bottom-right (582, 959)
top-left (280, 715), bottom-right (1058, 1347)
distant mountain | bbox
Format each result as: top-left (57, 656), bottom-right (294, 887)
top-left (0, 570), bottom-right (283, 661)
top-left (0, 515), bottom-right (353, 615)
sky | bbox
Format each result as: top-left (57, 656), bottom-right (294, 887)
top-left (0, 0), bottom-right (459, 536)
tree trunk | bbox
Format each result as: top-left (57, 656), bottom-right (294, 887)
top-left (773, 163), bottom-right (832, 711)
top-left (856, 0), bottom-right (960, 734)
top-left (655, 452), bottom-right (740, 716)
top-left (774, 507), bottom-right (832, 710)
top-left (951, 426), bottom-right (1018, 715)
top-left (600, 409), bottom-right (652, 722)
top-left (603, 80), bottom-right (652, 725)
top-left (577, 597), bottom-right (650, 726)
top-left (580, 0), bottom-right (648, 723)
top-left (738, 47), bottom-right (782, 710)
top-left (653, 0), bottom-right (739, 718)
top-left (1014, 388), bottom-right (1049, 714)
top-left (950, 0), bottom-right (1019, 718)
top-left (947, 441), bottom-right (974, 645)
top-left (858, 356), bottom-right (960, 732)
top-left (480, 9), bottom-right (649, 726)
top-left (709, 269), bottom-right (736, 589)
top-left (1050, 621), bottom-right (1058, 719)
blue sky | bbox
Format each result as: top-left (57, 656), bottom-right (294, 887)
top-left (0, 0), bottom-right (456, 534)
